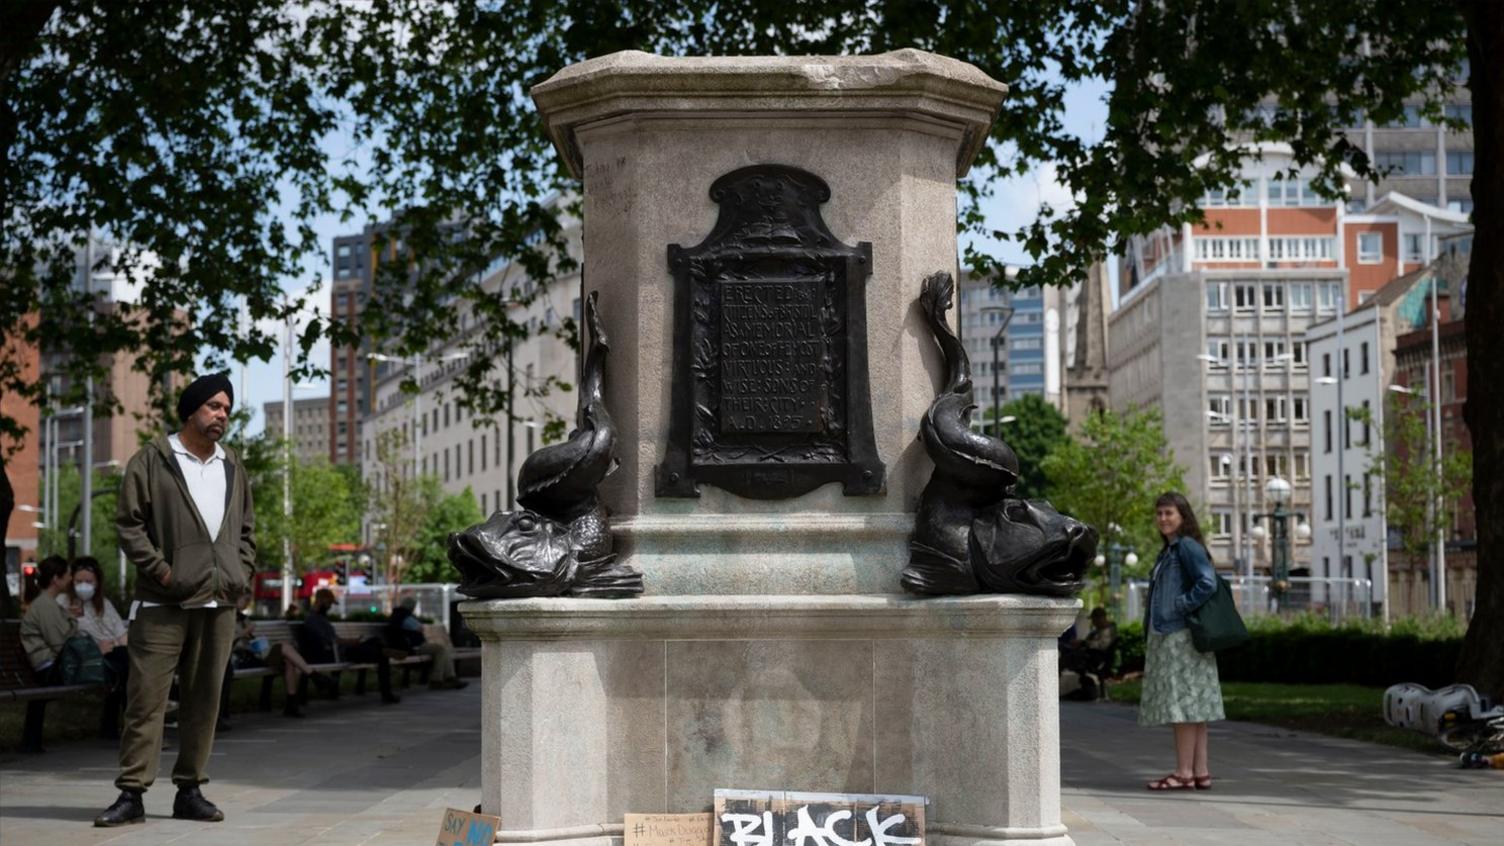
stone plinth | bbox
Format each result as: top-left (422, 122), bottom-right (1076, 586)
top-left (464, 595), bottom-right (1077, 846)
top-left (530, 50), bottom-right (1007, 596)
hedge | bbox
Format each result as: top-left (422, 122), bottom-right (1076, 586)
top-left (1114, 615), bottom-right (1465, 689)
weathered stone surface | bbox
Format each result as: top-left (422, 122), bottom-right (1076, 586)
top-left (466, 593), bottom-right (1078, 844)
top-left (529, 50), bottom-right (1005, 594)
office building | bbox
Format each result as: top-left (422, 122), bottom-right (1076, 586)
top-left (263, 395), bottom-right (332, 466)
top-left (359, 217), bottom-right (581, 518)
top-left (957, 271), bottom-right (1053, 418)
top-left (329, 227), bottom-right (378, 465)
top-left (1108, 143), bottom-right (1468, 575)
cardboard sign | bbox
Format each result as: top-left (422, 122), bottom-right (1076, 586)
top-left (712, 790), bottom-right (926, 846)
top-left (436, 807), bottom-right (501, 846)
top-left (625, 812), bottom-right (716, 846)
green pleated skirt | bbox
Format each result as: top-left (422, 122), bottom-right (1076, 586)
top-left (1138, 628), bottom-right (1226, 725)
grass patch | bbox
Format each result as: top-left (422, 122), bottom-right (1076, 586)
top-left (1107, 680), bottom-right (1450, 756)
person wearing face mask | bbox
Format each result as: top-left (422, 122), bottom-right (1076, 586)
top-left (20, 556), bottom-right (81, 684)
top-left (71, 557), bottom-right (131, 738)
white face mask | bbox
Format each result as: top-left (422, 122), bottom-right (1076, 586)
top-left (55, 591), bottom-right (74, 608)
top-left (75, 583), bottom-right (97, 602)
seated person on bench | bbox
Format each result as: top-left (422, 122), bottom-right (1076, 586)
top-left (20, 557), bottom-right (80, 686)
top-left (384, 597), bottom-right (467, 691)
top-left (1060, 607), bottom-right (1117, 677)
top-left (297, 588), bottom-right (400, 705)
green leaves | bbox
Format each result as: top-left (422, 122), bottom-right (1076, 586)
top-left (1040, 407), bottom-right (1188, 561)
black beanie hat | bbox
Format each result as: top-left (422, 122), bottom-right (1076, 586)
top-left (177, 372), bottom-right (235, 422)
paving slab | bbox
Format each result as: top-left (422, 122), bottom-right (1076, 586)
top-left (1, 685), bottom-right (1500, 844)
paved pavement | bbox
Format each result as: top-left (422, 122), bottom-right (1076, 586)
top-left (0, 686), bottom-right (1499, 845)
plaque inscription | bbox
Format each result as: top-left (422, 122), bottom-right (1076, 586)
top-left (656, 165), bottom-right (885, 500)
top-left (719, 279), bottom-right (823, 435)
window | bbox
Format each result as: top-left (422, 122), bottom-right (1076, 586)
top-left (1264, 453), bottom-right (1287, 478)
top-left (1357, 232), bottom-right (1383, 264)
top-left (432, 408), bottom-right (439, 431)
top-left (1263, 339), bottom-right (1287, 365)
top-left (1235, 339), bottom-right (1258, 370)
top-left (1268, 177), bottom-right (1318, 206)
top-left (1318, 282), bottom-right (1340, 312)
top-left (1360, 341), bottom-right (1370, 374)
top-left (1323, 410), bottom-right (1333, 453)
top-left (1204, 187), bottom-right (1246, 207)
top-left (1343, 348), bottom-right (1350, 378)
top-left (1447, 152), bottom-right (1475, 176)
top-left (1403, 233), bottom-right (1426, 263)
top-left (1294, 451), bottom-right (1310, 479)
top-left (481, 492), bottom-right (487, 514)
top-left (1012, 362), bottom-right (1043, 375)
top-left (1373, 150), bottom-right (1437, 175)
top-left (337, 245), bottom-right (352, 258)
top-left (1262, 283), bottom-right (1285, 311)
top-left (1343, 403), bottom-right (1351, 448)
top-left (1293, 396), bottom-right (1309, 424)
top-left (1206, 283), bottom-right (1228, 312)
top-left (1361, 399), bottom-right (1372, 445)
top-left (1444, 103), bottom-right (1472, 126)
top-left (1292, 340), bottom-right (1307, 368)
top-left (468, 440), bottom-right (475, 475)
top-left (481, 434), bottom-right (488, 471)
top-left (1238, 396), bottom-right (1260, 424)
top-left (443, 450), bottom-right (450, 482)
top-left (1268, 237), bottom-right (1334, 261)
top-left (1211, 512), bottom-right (1233, 537)
top-left (1012, 337), bottom-right (1042, 351)
top-left (337, 266), bottom-right (353, 279)
top-left (1208, 395), bottom-right (1231, 425)
top-left (1234, 283), bottom-right (1257, 311)
top-left (1210, 454), bottom-right (1232, 482)
top-left (1322, 352), bottom-right (1332, 378)
top-left (1324, 475), bottom-right (1334, 520)
top-left (1363, 475), bottom-right (1373, 517)
top-left (1265, 396), bottom-right (1288, 423)
top-left (1289, 283), bottom-right (1313, 311)
top-left (1194, 237), bottom-right (1260, 261)
top-left (1206, 337), bottom-right (1230, 365)
top-left (1344, 473), bottom-right (1353, 519)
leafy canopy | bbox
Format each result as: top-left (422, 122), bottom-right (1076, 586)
top-left (1, 1), bottom-right (1468, 448)
top-left (1041, 407), bottom-right (1188, 562)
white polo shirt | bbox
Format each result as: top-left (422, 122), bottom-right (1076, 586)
top-left (130, 434), bottom-right (227, 618)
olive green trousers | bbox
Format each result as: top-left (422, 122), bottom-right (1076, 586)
top-left (115, 605), bottom-right (235, 792)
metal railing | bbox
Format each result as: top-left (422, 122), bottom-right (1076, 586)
top-left (1125, 574), bottom-right (1375, 624)
top-left (255, 583), bottom-right (463, 631)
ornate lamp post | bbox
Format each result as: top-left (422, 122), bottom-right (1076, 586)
top-left (1251, 476), bottom-right (1312, 607)
top-left (1092, 541), bottom-right (1138, 618)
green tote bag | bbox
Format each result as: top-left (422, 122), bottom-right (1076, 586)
top-left (1185, 574), bottom-right (1249, 653)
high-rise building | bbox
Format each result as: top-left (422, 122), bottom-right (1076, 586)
top-left (1107, 144), bottom-right (1469, 574)
top-left (263, 395), bottom-right (332, 466)
top-left (1346, 86), bottom-right (1475, 213)
top-left (957, 271), bottom-right (1054, 418)
top-left (359, 216), bottom-right (581, 520)
top-left (329, 227), bottom-right (378, 465)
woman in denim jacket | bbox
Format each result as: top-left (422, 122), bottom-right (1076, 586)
top-left (1139, 492), bottom-right (1225, 790)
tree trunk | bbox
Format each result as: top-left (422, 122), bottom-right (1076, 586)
top-left (1457, 1), bottom-right (1504, 702)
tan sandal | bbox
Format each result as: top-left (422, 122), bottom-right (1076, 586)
top-left (1146, 774), bottom-right (1195, 791)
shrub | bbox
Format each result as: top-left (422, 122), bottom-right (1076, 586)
top-left (1110, 615), bottom-right (1463, 688)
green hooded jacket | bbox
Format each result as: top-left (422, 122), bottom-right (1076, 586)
top-left (116, 435), bottom-right (256, 607)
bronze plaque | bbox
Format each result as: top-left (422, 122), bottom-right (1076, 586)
top-left (656, 165), bottom-right (884, 500)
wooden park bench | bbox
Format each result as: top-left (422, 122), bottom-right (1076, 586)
top-left (0, 620), bottom-right (110, 753)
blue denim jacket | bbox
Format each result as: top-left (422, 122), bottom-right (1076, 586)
top-left (1145, 536), bottom-right (1217, 635)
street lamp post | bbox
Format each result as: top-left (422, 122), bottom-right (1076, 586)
top-left (979, 305), bottom-right (1015, 435)
top-left (1252, 476), bottom-right (1311, 609)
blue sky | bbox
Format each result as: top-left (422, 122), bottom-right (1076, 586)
top-left (238, 74), bottom-right (1111, 437)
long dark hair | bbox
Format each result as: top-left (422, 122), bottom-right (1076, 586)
top-left (1155, 491), bottom-right (1211, 561)
top-left (70, 556), bottom-right (107, 615)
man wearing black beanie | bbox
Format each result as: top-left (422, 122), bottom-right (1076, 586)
top-left (95, 373), bottom-right (255, 828)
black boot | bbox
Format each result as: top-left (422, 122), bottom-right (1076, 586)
top-left (172, 785), bottom-right (224, 822)
top-left (94, 790), bottom-right (144, 827)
